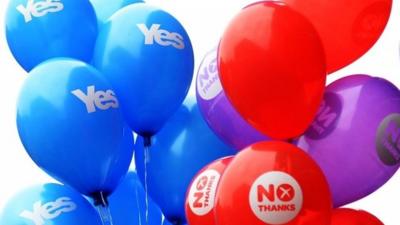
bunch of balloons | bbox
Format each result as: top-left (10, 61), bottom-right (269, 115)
top-left (4, 0), bottom-right (195, 224)
top-left (189, 1), bottom-right (396, 225)
top-left (1, 0), bottom-right (398, 225)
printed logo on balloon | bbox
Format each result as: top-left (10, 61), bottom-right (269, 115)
top-left (71, 86), bottom-right (119, 113)
top-left (376, 113), bottom-right (400, 166)
top-left (138, 24), bottom-right (185, 49)
top-left (306, 92), bottom-right (342, 140)
top-left (196, 50), bottom-right (222, 101)
top-left (188, 169), bottom-right (221, 216)
top-left (17, 0), bottom-right (64, 23)
top-left (19, 197), bottom-right (77, 225)
top-left (249, 171), bottom-right (303, 225)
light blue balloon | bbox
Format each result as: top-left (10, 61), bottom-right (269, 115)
top-left (0, 183), bottom-right (102, 225)
top-left (90, 0), bottom-right (143, 25)
top-left (6, 0), bottom-right (98, 71)
top-left (109, 171), bottom-right (167, 225)
top-left (93, 4), bottom-right (194, 137)
top-left (135, 98), bottom-right (236, 223)
top-left (17, 58), bottom-right (133, 197)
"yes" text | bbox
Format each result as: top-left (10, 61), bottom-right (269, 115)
top-left (71, 85), bottom-right (119, 113)
top-left (19, 197), bottom-right (76, 225)
top-left (17, 0), bottom-right (64, 23)
top-left (137, 24), bottom-right (185, 50)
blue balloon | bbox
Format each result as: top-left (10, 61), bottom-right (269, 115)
top-left (0, 183), bottom-right (102, 225)
top-left (5, 0), bottom-right (98, 72)
top-left (17, 58), bottom-right (133, 197)
top-left (90, 0), bottom-right (143, 25)
top-left (163, 219), bottom-right (175, 225)
top-left (109, 171), bottom-right (167, 225)
top-left (134, 98), bottom-right (236, 223)
top-left (93, 4), bottom-right (194, 136)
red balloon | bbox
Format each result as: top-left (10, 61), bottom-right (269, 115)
top-left (331, 208), bottom-right (384, 225)
top-left (219, 1), bottom-right (326, 140)
top-left (185, 156), bottom-right (233, 225)
top-left (214, 141), bottom-right (332, 225)
top-left (284, 0), bottom-right (392, 73)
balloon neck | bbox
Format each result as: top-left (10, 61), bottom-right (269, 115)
top-left (92, 192), bottom-right (109, 207)
top-left (143, 135), bottom-right (152, 147)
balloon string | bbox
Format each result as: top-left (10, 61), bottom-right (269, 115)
top-left (143, 136), bottom-right (151, 225)
top-left (135, 186), bottom-right (143, 225)
top-left (93, 192), bottom-right (114, 225)
top-left (96, 204), bottom-right (114, 225)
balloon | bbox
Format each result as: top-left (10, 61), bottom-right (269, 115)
top-left (185, 156), bottom-right (233, 225)
top-left (0, 183), bottom-right (102, 225)
top-left (90, 0), bottom-right (143, 25)
top-left (297, 74), bottom-right (400, 207)
top-left (163, 220), bottom-right (175, 225)
top-left (135, 98), bottom-right (236, 223)
top-left (284, 0), bottom-right (392, 74)
top-left (218, 1), bottom-right (326, 140)
top-left (215, 141), bottom-right (332, 225)
top-left (331, 208), bottom-right (384, 225)
top-left (93, 4), bottom-right (194, 137)
top-left (109, 171), bottom-right (167, 225)
top-left (6, 0), bottom-right (98, 72)
top-left (17, 59), bottom-right (133, 197)
top-left (196, 48), bottom-right (269, 150)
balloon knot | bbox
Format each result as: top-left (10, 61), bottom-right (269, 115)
top-left (143, 135), bottom-right (152, 147)
top-left (92, 192), bottom-right (109, 207)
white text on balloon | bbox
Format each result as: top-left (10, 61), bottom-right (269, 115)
top-left (137, 23), bottom-right (185, 49)
top-left (17, 0), bottom-right (64, 23)
top-left (71, 85), bottom-right (119, 113)
top-left (19, 197), bottom-right (77, 225)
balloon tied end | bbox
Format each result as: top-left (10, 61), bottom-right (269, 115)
top-left (92, 191), bottom-right (109, 207)
top-left (143, 135), bottom-right (152, 148)
top-left (170, 217), bottom-right (185, 225)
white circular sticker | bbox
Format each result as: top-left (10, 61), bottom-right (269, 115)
top-left (196, 50), bottom-right (223, 100)
top-left (249, 171), bottom-right (303, 224)
top-left (188, 169), bottom-right (221, 216)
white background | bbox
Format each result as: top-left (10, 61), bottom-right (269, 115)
top-left (0, 0), bottom-right (399, 224)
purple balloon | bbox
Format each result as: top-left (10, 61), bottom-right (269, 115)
top-left (196, 49), bottom-right (269, 150)
top-left (297, 74), bottom-right (400, 207)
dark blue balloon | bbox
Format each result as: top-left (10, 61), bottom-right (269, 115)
top-left (6, 0), bottom-right (98, 72)
top-left (0, 183), bottom-right (102, 225)
top-left (93, 4), bottom-right (194, 136)
top-left (17, 59), bottom-right (133, 197)
top-left (109, 171), bottom-right (167, 225)
top-left (135, 98), bottom-right (236, 223)
top-left (90, 0), bottom-right (144, 25)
